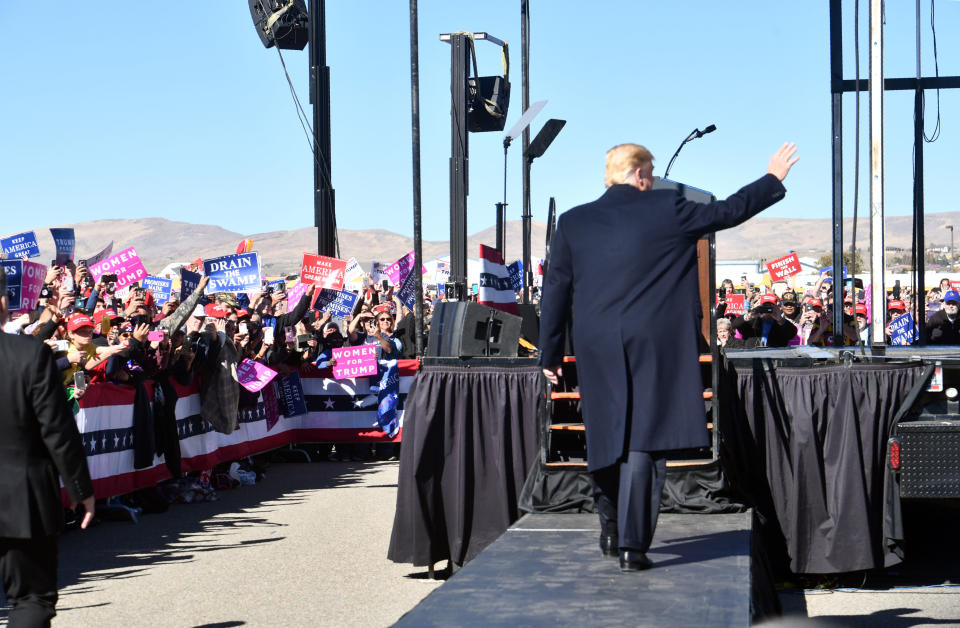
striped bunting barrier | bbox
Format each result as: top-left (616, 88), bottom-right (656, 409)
top-left (70, 359), bottom-right (418, 500)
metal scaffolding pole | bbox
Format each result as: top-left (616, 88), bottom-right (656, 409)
top-left (869, 0), bottom-right (886, 345)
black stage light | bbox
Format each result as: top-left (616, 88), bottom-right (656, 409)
top-left (249, 0), bottom-right (309, 51)
top-left (467, 75), bottom-right (510, 133)
top-left (525, 119), bottom-right (566, 162)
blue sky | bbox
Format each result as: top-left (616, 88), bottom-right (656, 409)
top-left (2, 2), bottom-right (958, 245)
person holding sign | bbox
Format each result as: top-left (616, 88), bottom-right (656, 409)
top-left (539, 141), bottom-right (798, 572)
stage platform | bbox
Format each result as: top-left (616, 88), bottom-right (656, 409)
top-left (395, 511), bottom-right (755, 627)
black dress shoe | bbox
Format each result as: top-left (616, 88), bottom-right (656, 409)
top-left (599, 533), bottom-right (619, 557)
top-left (619, 549), bottom-right (653, 572)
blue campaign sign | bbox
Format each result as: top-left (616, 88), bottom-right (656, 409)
top-left (49, 228), bottom-right (75, 264)
top-left (1, 259), bottom-right (22, 304)
top-left (180, 268), bottom-right (201, 302)
top-left (276, 372), bottom-right (308, 418)
top-left (203, 252), bottom-right (260, 294)
top-left (819, 265), bottom-right (847, 278)
top-left (396, 271), bottom-right (417, 311)
top-left (314, 288), bottom-right (359, 317)
top-left (0, 231), bottom-right (40, 259)
top-left (890, 313), bottom-right (915, 346)
top-left (507, 260), bottom-right (523, 291)
top-left (141, 276), bottom-right (173, 305)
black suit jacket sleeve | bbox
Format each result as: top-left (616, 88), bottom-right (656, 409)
top-left (31, 342), bottom-right (94, 503)
top-left (676, 173), bottom-right (786, 239)
top-left (538, 217), bottom-right (574, 368)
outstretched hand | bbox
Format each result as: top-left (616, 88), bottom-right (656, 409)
top-left (767, 142), bottom-right (799, 181)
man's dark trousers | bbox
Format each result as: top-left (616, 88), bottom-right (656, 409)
top-left (0, 536), bottom-right (58, 627)
top-left (592, 451), bottom-right (667, 551)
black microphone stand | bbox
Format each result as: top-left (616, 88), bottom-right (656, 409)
top-left (663, 125), bottom-right (716, 180)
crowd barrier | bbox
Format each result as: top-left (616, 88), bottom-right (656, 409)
top-left (70, 360), bottom-right (418, 501)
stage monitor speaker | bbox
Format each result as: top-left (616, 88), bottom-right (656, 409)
top-left (249, 0), bottom-right (309, 51)
top-left (427, 302), bottom-right (522, 357)
top-left (467, 76), bottom-right (510, 132)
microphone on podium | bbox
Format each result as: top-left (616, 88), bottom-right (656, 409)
top-left (694, 124), bottom-right (717, 139)
top-left (663, 123), bottom-right (717, 179)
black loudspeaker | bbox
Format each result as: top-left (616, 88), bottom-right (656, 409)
top-left (467, 76), bottom-right (510, 132)
top-left (249, 0), bottom-right (309, 51)
top-left (427, 302), bottom-right (522, 357)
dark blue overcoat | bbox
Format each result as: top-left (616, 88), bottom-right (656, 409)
top-left (538, 174), bottom-right (786, 471)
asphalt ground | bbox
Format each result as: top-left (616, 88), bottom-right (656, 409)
top-left (3, 459), bottom-right (441, 628)
top-left (771, 501), bottom-right (960, 627)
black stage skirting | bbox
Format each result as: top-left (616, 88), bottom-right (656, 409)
top-left (387, 361), bottom-right (542, 567)
top-left (720, 359), bottom-right (928, 574)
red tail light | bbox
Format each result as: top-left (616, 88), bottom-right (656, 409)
top-left (888, 438), bottom-right (901, 470)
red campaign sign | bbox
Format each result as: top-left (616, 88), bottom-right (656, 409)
top-left (951, 281), bottom-right (960, 292)
top-left (766, 252), bottom-right (802, 282)
top-left (300, 254), bottom-right (347, 289)
top-left (717, 292), bottom-right (746, 316)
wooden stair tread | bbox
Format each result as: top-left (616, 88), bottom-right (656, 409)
top-left (665, 459), bottom-right (715, 468)
top-left (549, 423), bottom-right (586, 431)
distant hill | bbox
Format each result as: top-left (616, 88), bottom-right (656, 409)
top-left (16, 218), bottom-right (548, 276)
top-left (9, 211), bottom-right (957, 276)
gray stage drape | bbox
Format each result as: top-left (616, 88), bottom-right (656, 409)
top-left (387, 364), bottom-right (541, 567)
top-left (719, 360), bottom-right (924, 574)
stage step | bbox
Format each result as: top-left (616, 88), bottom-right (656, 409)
top-left (552, 390), bottom-right (714, 401)
top-left (395, 511), bottom-right (754, 627)
top-left (549, 423), bottom-right (713, 432)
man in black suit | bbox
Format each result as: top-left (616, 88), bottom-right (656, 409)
top-left (539, 142), bottom-right (798, 571)
top-left (0, 266), bottom-right (95, 626)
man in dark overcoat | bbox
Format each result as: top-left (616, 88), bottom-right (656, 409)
top-left (539, 142), bottom-right (798, 571)
top-left (0, 266), bottom-right (95, 626)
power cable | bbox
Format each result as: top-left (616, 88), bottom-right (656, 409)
top-left (922, 0), bottom-right (941, 143)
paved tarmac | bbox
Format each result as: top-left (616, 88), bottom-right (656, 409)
top-left (772, 500), bottom-right (960, 627)
top-left (21, 460), bottom-right (441, 628)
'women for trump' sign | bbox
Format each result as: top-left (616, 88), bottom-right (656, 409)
top-left (331, 345), bottom-right (378, 379)
top-left (88, 247), bottom-right (148, 288)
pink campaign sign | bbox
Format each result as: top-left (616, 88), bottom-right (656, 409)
top-left (237, 358), bottom-right (279, 393)
top-left (88, 246), bottom-right (148, 288)
top-left (14, 261), bottom-right (47, 314)
top-left (384, 250), bottom-right (426, 286)
top-left (331, 345), bottom-right (378, 380)
top-left (286, 282), bottom-right (310, 313)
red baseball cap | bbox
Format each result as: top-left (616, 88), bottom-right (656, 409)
top-left (759, 294), bottom-right (778, 305)
top-left (856, 303), bottom-right (868, 316)
top-left (888, 299), bottom-right (906, 312)
top-left (808, 298), bottom-right (824, 308)
top-left (204, 303), bottom-right (229, 318)
top-left (236, 308), bottom-right (250, 319)
top-left (92, 309), bottom-right (121, 324)
top-left (67, 313), bottom-right (95, 332)
top-left (843, 296), bottom-right (853, 304)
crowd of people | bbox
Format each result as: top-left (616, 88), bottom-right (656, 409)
top-left (1, 259), bottom-right (442, 476)
top-left (716, 272), bottom-right (960, 348)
